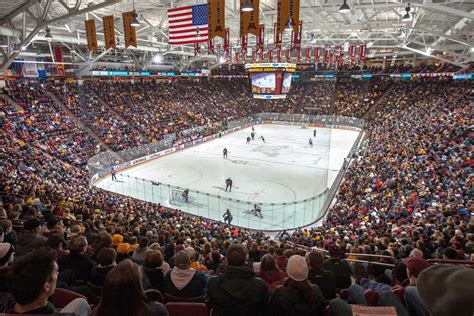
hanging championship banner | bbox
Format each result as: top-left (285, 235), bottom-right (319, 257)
top-left (291, 20), bottom-right (302, 50)
top-left (339, 52), bottom-right (344, 65)
top-left (122, 11), bottom-right (137, 48)
top-left (324, 48), bottom-right (329, 63)
top-left (208, 38), bottom-right (214, 54)
top-left (103, 15), bottom-right (116, 49)
top-left (235, 50), bottom-right (240, 63)
top-left (290, 0), bottom-right (300, 33)
top-left (53, 45), bottom-right (65, 76)
top-left (276, 49), bottom-right (281, 62)
top-left (242, 50), bottom-right (247, 63)
top-left (314, 47), bottom-right (319, 63)
top-left (258, 24), bottom-right (265, 51)
top-left (194, 42), bottom-right (201, 55)
top-left (349, 43), bottom-right (356, 65)
top-left (268, 49), bottom-right (273, 62)
top-left (285, 48), bottom-right (291, 62)
top-left (208, 0), bottom-right (225, 39)
top-left (305, 47), bottom-right (311, 63)
top-left (259, 48), bottom-right (264, 61)
top-left (251, 49), bottom-right (256, 63)
top-left (226, 50), bottom-right (232, 63)
top-left (329, 50), bottom-right (334, 67)
top-left (274, 23), bottom-right (282, 48)
top-left (224, 28), bottom-right (230, 53)
top-left (240, 0), bottom-right (259, 37)
top-left (240, 35), bottom-right (248, 52)
top-left (85, 19), bottom-right (98, 53)
top-left (335, 44), bottom-right (341, 57)
top-left (359, 43), bottom-right (367, 62)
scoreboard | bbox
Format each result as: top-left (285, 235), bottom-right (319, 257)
top-left (245, 63), bottom-right (297, 99)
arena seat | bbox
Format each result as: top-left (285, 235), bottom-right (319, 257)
top-left (165, 302), bottom-right (209, 316)
top-left (164, 293), bottom-right (206, 303)
top-left (50, 288), bottom-right (86, 308)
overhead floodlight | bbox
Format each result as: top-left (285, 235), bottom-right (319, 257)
top-left (242, 1), bottom-right (253, 12)
top-left (131, 10), bottom-right (141, 27)
top-left (339, 0), bottom-right (350, 13)
top-left (402, 4), bottom-right (412, 21)
top-left (219, 56), bottom-right (225, 63)
top-left (45, 27), bottom-right (53, 39)
top-left (153, 54), bottom-right (163, 63)
top-left (285, 18), bottom-right (293, 32)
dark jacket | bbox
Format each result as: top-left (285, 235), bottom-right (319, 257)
top-left (59, 252), bottom-right (96, 282)
top-left (142, 266), bottom-right (165, 292)
top-left (0, 295), bottom-right (57, 314)
top-left (323, 259), bottom-right (352, 290)
top-left (208, 265), bottom-right (268, 316)
top-left (14, 232), bottom-right (46, 258)
top-left (269, 282), bottom-right (324, 316)
top-left (307, 267), bottom-right (337, 300)
top-left (89, 265), bottom-right (114, 288)
top-left (163, 268), bottom-right (207, 298)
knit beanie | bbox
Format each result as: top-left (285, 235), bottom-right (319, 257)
top-left (112, 234), bottom-right (124, 246)
top-left (286, 255), bottom-right (308, 282)
top-left (403, 256), bottom-right (431, 278)
top-left (418, 264), bottom-right (474, 316)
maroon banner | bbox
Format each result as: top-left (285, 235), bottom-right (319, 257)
top-left (235, 50), bottom-right (240, 63)
top-left (314, 47), bottom-right (320, 63)
top-left (291, 21), bottom-right (303, 50)
top-left (251, 49), bottom-right (256, 63)
top-left (329, 50), bottom-right (334, 67)
top-left (259, 48), bottom-right (264, 61)
top-left (194, 42), bottom-right (201, 55)
top-left (335, 44), bottom-right (341, 57)
top-left (338, 52), bottom-right (344, 65)
top-left (275, 70), bottom-right (283, 95)
top-left (274, 23), bottom-right (282, 48)
top-left (53, 45), bottom-right (65, 76)
top-left (276, 49), bottom-right (281, 62)
top-left (359, 43), bottom-right (366, 62)
top-left (285, 48), bottom-right (291, 62)
top-left (242, 50), bottom-right (247, 63)
top-left (268, 49), bottom-right (273, 62)
top-left (240, 35), bottom-right (248, 52)
top-left (258, 24), bottom-right (265, 51)
top-left (324, 48), bottom-right (328, 63)
top-left (350, 43), bottom-right (356, 65)
top-left (224, 28), bottom-right (230, 53)
top-left (208, 38), bottom-right (214, 54)
top-left (226, 50), bottom-right (232, 63)
top-left (305, 47), bottom-right (311, 63)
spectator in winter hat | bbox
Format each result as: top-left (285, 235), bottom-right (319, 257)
top-left (15, 218), bottom-right (46, 258)
top-left (269, 255), bottom-right (324, 316)
top-left (417, 264), bottom-right (474, 316)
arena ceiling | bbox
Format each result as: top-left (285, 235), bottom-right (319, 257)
top-left (0, 0), bottom-right (472, 73)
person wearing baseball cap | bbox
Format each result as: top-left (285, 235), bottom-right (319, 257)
top-left (15, 218), bottom-right (46, 258)
top-left (269, 255), bottom-right (324, 316)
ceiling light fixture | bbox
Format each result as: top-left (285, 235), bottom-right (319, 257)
top-left (285, 17), bottom-right (293, 32)
top-left (339, 0), bottom-right (350, 13)
top-left (130, 0), bottom-right (140, 26)
top-left (242, 1), bottom-right (253, 12)
top-left (402, 4), bottom-right (412, 22)
top-left (45, 27), bottom-right (53, 39)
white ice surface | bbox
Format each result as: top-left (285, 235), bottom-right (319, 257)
top-left (95, 124), bottom-right (359, 230)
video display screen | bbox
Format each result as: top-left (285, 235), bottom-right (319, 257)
top-left (251, 72), bottom-right (276, 94)
top-left (281, 72), bottom-right (293, 94)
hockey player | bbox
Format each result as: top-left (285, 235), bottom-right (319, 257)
top-left (252, 126), bottom-right (255, 133)
top-left (246, 136), bottom-right (251, 144)
top-left (223, 209), bottom-right (233, 225)
top-left (313, 129), bottom-right (317, 137)
top-left (223, 147), bottom-right (228, 159)
top-left (225, 178), bottom-right (233, 192)
top-left (182, 189), bottom-right (189, 203)
top-left (260, 135), bottom-right (265, 143)
top-left (251, 132), bottom-right (255, 140)
top-left (253, 204), bottom-right (263, 218)
top-left (111, 167), bottom-right (117, 181)
top-left (309, 138), bottom-right (313, 147)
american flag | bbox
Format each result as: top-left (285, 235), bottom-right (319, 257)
top-left (168, 4), bottom-right (208, 45)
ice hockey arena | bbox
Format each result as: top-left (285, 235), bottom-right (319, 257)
top-left (0, 0), bottom-right (473, 315)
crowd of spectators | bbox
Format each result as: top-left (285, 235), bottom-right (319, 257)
top-left (0, 76), bottom-right (473, 315)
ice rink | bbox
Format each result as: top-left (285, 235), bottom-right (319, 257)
top-left (95, 124), bottom-right (360, 230)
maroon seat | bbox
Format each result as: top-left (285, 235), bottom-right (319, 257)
top-left (164, 293), bottom-right (205, 303)
top-left (50, 288), bottom-right (86, 308)
top-left (165, 302), bottom-right (209, 316)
